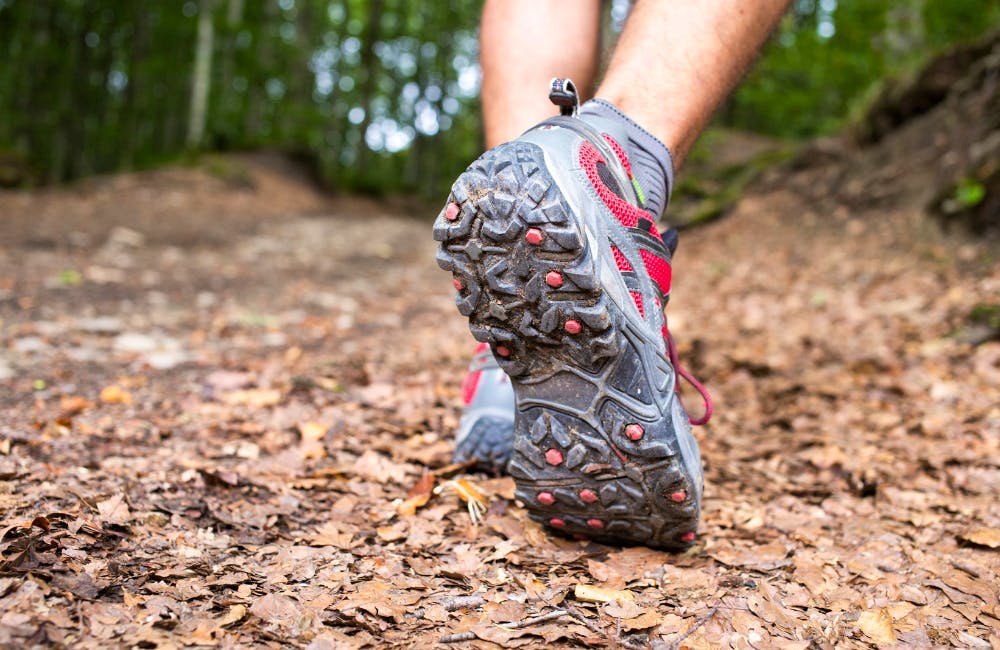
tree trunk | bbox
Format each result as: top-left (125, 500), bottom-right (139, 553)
top-left (227, 0), bottom-right (244, 26)
top-left (64, 3), bottom-right (97, 180)
top-left (355, 0), bottom-right (385, 171)
top-left (122, 6), bottom-right (150, 169)
top-left (187, 0), bottom-right (216, 148)
top-left (245, 0), bottom-right (276, 144)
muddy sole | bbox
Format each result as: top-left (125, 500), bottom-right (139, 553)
top-left (435, 141), bottom-right (699, 550)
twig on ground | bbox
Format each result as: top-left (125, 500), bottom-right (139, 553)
top-left (564, 604), bottom-right (646, 650)
top-left (443, 594), bottom-right (486, 611)
top-left (504, 609), bottom-right (568, 629)
top-left (564, 604), bottom-right (604, 635)
top-left (439, 609), bottom-right (570, 644)
top-left (664, 606), bottom-right (718, 650)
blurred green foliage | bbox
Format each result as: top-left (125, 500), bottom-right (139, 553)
top-left (0, 0), bottom-right (997, 197)
top-left (728, 0), bottom-right (1000, 137)
top-left (0, 0), bottom-right (483, 196)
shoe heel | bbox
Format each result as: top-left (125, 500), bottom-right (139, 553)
top-left (434, 141), bottom-right (615, 377)
top-left (435, 140), bottom-right (701, 550)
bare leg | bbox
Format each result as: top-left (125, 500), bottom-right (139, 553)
top-left (480, 0), bottom-right (602, 148)
top-left (597, 0), bottom-right (791, 168)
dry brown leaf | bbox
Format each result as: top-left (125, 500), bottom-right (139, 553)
top-left (436, 477), bottom-right (488, 524)
top-left (619, 610), bottom-right (663, 631)
top-left (604, 599), bottom-right (645, 619)
top-left (487, 600), bottom-right (527, 624)
top-left (97, 494), bottom-right (131, 525)
top-left (299, 420), bottom-right (328, 459)
top-left (960, 528), bottom-right (1000, 549)
top-left (122, 588), bottom-right (146, 609)
top-left (587, 547), bottom-right (668, 587)
top-left (709, 542), bottom-right (791, 571)
top-left (307, 521), bottom-right (354, 549)
top-left (189, 623), bottom-right (214, 642)
top-left (338, 580), bottom-right (407, 621)
top-left (249, 593), bottom-right (300, 627)
top-left (574, 584), bottom-right (635, 604)
top-left (858, 608), bottom-right (896, 645)
top-left (59, 395), bottom-right (94, 416)
top-left (477, 476), bottom-right (516, 500)
top-left (222, 388), bottom-right (282, 407)
top-left (397, 472), bottom-right (436, 516)
top-left (376, 522), bottom-right (408, 542)
top-left (217, 604), bottom-right (247, 628)
top-left (99, 384), bottom-right (133, 404)
top-left (353, 449), bottom-right (409, 483)
top-left (299, 421), bottom-right (327, 442)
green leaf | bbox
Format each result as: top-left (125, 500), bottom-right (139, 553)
top-left (953, 178), bottom-right (986, 208)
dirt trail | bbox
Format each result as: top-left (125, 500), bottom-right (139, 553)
top-left (1, 154), bottom-right (998, 648)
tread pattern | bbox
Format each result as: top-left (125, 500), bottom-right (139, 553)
top-left (436, 142), bottom-right (699, 551)
top-left (452, 415), bottom-right (514, 474)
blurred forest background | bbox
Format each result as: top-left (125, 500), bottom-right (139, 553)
top-left (0, 0), bottom-right (998, 198)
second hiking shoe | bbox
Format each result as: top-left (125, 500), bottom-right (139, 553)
top-left (435, 80), bottom-right (709, 551)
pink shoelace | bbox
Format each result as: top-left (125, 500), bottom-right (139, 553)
top-left (665, 331), bottom-right (713, 426)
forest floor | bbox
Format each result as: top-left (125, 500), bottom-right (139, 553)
top-left (0, 142), bottom-right (999, 650)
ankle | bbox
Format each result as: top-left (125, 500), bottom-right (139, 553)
top-left (579, 98), bottom-right (675, 218)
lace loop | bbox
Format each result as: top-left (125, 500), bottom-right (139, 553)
top-left (665, 330), bottom-right (713, 426)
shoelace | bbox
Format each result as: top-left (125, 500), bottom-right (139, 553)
top-left (665, 330), bottom-right (713, 426)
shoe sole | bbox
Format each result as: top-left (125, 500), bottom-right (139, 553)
top-left (453, 415), bottom-right (515, 474)
top-left (435, 141), bottom-right (700, 551)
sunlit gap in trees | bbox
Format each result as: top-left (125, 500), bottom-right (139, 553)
top-left (316, 34), bottom-right (479, 156)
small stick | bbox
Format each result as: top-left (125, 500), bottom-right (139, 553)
top-left (564, 605), bottom-right (604, 635)
top-left (443, 594), bottom-right (486, 611)
top-left (440, 609), bottom-right (569, 643)
top-left (564, 605), bottom-right (645, 650)
top-left (665, 606), bottom-right (718, 650)
top-left (505, 609), bottom-right (568, 629)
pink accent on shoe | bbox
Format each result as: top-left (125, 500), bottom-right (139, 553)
top-left (495, 345), bottom-right (510, 357)
top-left (564, 320), bottom-right (581, 334)
top-left (545, 271), bottom-right (563, 288)
top-left (537, 491), bottom-right (555, 505)
top-left (545, 448), bottom-right (564, 466)
top-left (680, 531), bottom-right (696, 543)
top-left (549, 518), bottom-right (566, 527)
top-left (452, 278), bottom-right (462, 291)
top-left (460, 370), bottom-right (481, 406)
top-left (587, 519), bottom-right (604, 529)
top-left (525, 228), bottom-right (544, 245)
top-left (611, 245), bottom-right (633, 272)
top-left (624, 423), bottom-right (644, 441)
top-left (445, 202), bottom-right (460, 220)
top-left (579, 489), bottom-right (597, 504)
top-left (670, 490), bottom-right (687, 503)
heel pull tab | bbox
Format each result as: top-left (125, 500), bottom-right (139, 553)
top-left (549, 78), bottom-right (579, 117)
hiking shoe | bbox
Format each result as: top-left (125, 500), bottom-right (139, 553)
top-left (435, 80), bottom-right (711, 550)
top-left (453, 342), bottom-right (515, 473)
